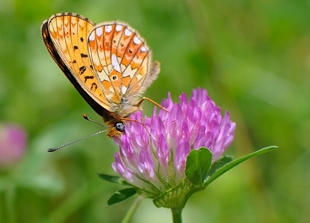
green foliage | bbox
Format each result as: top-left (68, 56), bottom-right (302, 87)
top-left (203, 146), bottom-right (277, 187)
top-left (185, 146), bottom-right (276, 188)
top-left (185, 148), bottom-right (212, 186)
top-left (107, 188), bottom-right (137, 206)
top-left (98, 174), bottom-right (130, 186)
top-left (98, 174), bottom-right (137, 205)
top-left (207, 155), bottom-right (233, 177)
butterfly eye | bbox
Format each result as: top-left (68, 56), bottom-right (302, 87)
top-left (115, 122), bottom-right (125, 132)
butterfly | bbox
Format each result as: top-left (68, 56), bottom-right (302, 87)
top-left (41, 12), bottom-right (160, 137)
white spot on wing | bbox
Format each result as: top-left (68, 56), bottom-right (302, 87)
top-left (141, 46), bottom-right (147, 52)
top-left (121, 86), bottom-right (127, 94)
top-left (116, 24), bottom-right (122, 32)
top-left (123, 67), bottom-right (137, 78)
top-left (111, 54), bottom-right (121, 72)
top-left (125, 29), bottom-right (132, 36)
top-left (133, 36), bottom-right (141, 44)
top-left (89, 32), bottom-right (95, 41)
top-left (105, 25), bottom-right (112, 33)
top-left (96, 27), bottom-right (103, 37)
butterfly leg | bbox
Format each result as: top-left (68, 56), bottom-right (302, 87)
top-left (135, 97), bottom-right (169, 112)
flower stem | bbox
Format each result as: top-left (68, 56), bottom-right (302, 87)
top-left (171, 207), bottom-right (183, 223)
top-left (121, 195), bottom-right (144, 223)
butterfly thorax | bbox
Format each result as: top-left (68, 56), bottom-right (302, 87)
top-left (109, 95), bottom-right (140, 118)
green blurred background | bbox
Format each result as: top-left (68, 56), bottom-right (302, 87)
top-left (0, 0), bottom-right (309, 222)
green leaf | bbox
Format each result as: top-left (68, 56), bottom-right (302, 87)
top-left (205, 145), bottom-right (277, 187)
top-left (185, 148), bottom-right (212, 185)
top-left (107, 188), bottom-right (137, 206)
top-left (207, 155), bottom-right (233, 177)
top-left (98, 173), bottom-right (131, 186)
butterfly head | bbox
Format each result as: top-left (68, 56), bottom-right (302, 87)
top-left (100, 110), bottom-right (126, 137)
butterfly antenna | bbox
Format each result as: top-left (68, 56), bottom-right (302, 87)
top-left (83, 114), bottom-right (105, 127)
top-left (47, 129), bottom-right (107, 152)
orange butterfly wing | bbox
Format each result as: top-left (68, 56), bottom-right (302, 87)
top-left (41, 13), bottom-right (111, 115)
top-left (41, 13), bottom-right (160, 137)
top-left (88, 22), bottom-right (160, 118)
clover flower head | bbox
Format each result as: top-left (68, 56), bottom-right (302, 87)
top-left (112, 88), bottom-right (236, 201)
